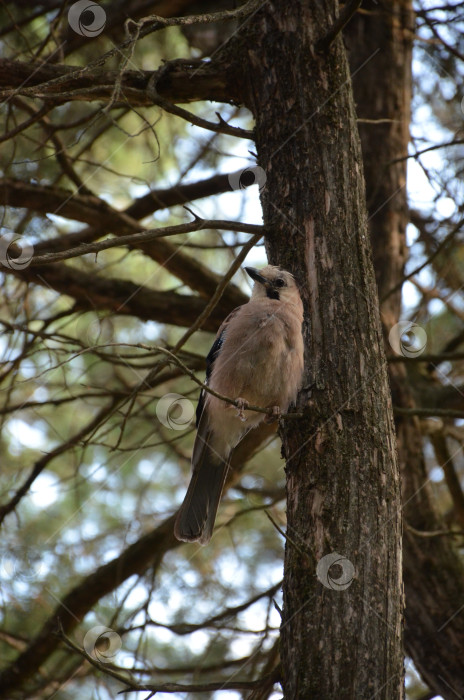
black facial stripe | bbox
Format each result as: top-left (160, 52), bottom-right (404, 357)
top-left (266, 288), bottom-right (280, 300)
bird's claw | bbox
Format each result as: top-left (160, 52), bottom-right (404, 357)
top-left (264, 405), bottom-right (281, 424)
top-left (235, 397), bottom-right (249, 421)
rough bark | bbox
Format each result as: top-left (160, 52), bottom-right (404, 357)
top-left (237, 1), bottom-right (404, 697)
top-left (346, 3), bottom-right (464, 697)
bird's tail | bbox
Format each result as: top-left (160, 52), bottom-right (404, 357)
top-left (174, 411), bottom-right (231, 545)
top-left (174, 448), bottom-right (230, 545)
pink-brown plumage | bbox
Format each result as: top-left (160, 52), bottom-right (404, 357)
top-left (174, 265), bottom-right (304, 545)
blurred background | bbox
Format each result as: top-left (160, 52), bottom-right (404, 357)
top-left (0, 1), bottom-right (463, 698)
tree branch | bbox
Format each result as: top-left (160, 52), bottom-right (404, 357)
top-left (32, 171), bottom-right (244, 254)
top-left (0, 420), bottom-right (277, 696)
top-left (0, 177), bottom-right (249, 307)
top-left (0, 516), bottom-right (178, 696)
top-left (394, 407), bottom-right (464, 419)
top-left (0, 401), bottom-right (118, 527)
top-left (316, 0), bottom-right (362, 52)
top-left (388, 352), bottom-right (464, 363)
top-left (28, 219), bottom-right (263, 266)
top-left (430, 434), bottom-right (464, 530)
top-left (136, 343), bottom-right (300, 419)
top-left (0, 57), bottom-right (243, 107)
top-left (147, 71), bottom-right (252, 139)
top-left (5, 264), bottom-right (230, 332)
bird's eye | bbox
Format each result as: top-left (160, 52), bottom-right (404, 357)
top-left (274, 278), bottom-right (286, 288)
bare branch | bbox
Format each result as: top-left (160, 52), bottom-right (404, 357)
top-left (0, 177), bottom-right (249, 307)
top-left (316, 0), bottom-right (363, 52)
top-left (394, 407), bottom-right (464, 419)
top-left (0, 401), bottom-right (118, 527)
top-left (0, 419), bottom-right (277, 697)
top-left (147, 71), bottom-right (253, 139)
top-left (4, 264), bottom-right (230, 332)
top-left (430, 434), bottom-right (464, 530)
top-left (0, 57), bottom-right (243, 107)
top-left (29, 219), bottom-right (263, 266)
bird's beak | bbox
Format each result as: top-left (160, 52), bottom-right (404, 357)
top-left (245, 267), bottom-right (269, 287)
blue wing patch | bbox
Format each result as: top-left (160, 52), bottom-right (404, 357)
top-left (196, 329), bottom-right (226, 427)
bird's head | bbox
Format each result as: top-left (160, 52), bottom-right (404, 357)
top-left (245, 265), bottom-right (301, 305)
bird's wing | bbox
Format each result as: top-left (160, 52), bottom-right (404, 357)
top-left (175, 405), bottom-right (231, 544)
top-left (195, 305), bottom-right (243, 426)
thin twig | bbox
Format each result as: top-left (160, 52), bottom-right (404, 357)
top-left (405, 523), bottom-right (464, 539)
top-left (265, 511), bottom-right (311, 559)
top-left (125, 0), bottom-right (267, 34)
top-left (146, 71), bottom-right (253, 140)
top-left (394, 407), bottom-right (464, 419)
top-left (382, 216), bottom-right (464, 301)
top-left (388, 352), bottom-right (464, 363)
top-left (138, 344), bottom-right (302, 419)
top-left (59, 629), bottom-right (143, 691)
top-left (28, 218), bottom-right (264, 266)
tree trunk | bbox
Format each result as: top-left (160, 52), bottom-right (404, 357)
top-left (235, 1), bottom-right (404, 697)
top-left (346, 4), bottom-right (464, 697)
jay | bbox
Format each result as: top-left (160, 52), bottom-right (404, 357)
top-left (174, 265), bottom-right (304, 545)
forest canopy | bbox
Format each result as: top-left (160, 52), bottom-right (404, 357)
top-left (0, 1), bottom-right (464, 699)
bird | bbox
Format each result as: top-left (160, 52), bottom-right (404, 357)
top-left (174, 265), bottom-right (304, 545)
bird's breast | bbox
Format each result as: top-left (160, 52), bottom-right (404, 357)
top-left (210, 304), bottom-right (303, 408)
